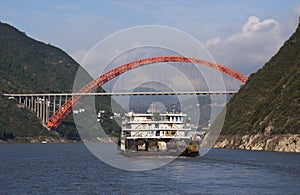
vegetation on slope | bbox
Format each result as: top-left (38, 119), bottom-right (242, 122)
top-left (219, 23), bottom-right (300, 135)
top-left (0, 22), bottom-right (120, 141)
top-left (0, 95), bottom-right (54, 140)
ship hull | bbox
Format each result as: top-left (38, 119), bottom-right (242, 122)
top-left (121, 149), bottom-right (199, 157)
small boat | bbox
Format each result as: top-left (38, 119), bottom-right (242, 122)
top-left (41, 141), bottom-right (47, 144)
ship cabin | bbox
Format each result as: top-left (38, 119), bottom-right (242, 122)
top-left (120, 112), bottom-right (196, 153)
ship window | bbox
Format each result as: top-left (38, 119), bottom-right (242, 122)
top-left (156, 131), bottom-right (160, 136)
top-left (125, 124), bottom-right (131, 128)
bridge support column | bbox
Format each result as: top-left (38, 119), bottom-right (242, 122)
top-left (34, 98), bottom-right (37, 115)
top-left (31, 96), bottom-right (34, 112)
top-left (34, 99), bottom-right (36, 115)
top-left (28, 97), bottom-right (30, 108)
top-left (45, 96), bottom-right (49, 124)
top-left (28, 97), bottom-right (30, 109)
top-left (42, 96), bottom-right (45, 125)
top-left (65, 95), bottom-right (68, 106)
top-left (59, 95), bottom-right (62, 107)
top-left (39, 98), bottom-right (43, 119)
top-left (53, 95), bottom-right (56, 115)
top-left (36, 98), bottom-right (39, 115)
top-left (37, 98), bottom-right (40, 118)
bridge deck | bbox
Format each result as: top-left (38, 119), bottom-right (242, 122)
top-left (3, 91), bottom-right (237, 97)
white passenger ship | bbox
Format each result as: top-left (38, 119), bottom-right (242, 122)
top-left (120, 111), bottom-right (199, 157)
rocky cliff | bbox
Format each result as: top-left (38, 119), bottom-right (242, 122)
top-left (214, 134), bottom-right (300, 152)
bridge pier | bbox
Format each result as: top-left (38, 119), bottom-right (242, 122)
top-left (53, 95), bottom-right (56, 115)
top-left (16, 96), bottom-right (46, 128)
top-left (16, 93), bottom-right (88, 128)
top-left (59, 95), bottom-right (62, 108)
top-left (31, 96), bottom-right (34, 112)
top-left (36, 98), bottom-right (39, 116)
top-left (45, 97), bottom-right (49, 124)
top-left (38, 98), bottom-right (42, 119)
top-left (7, 95), bottom-right (50, 128)
top-left (42, 97), bottom-right (44, 123)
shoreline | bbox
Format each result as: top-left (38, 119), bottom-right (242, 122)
top-left (213, 134), bottom-right (300, 153)
top-left (0, 136), bottom-right (77, 144)
top-left (2, 134), bottom-right (300, 154)
top-left (0, 136), bottom-right (119, 144)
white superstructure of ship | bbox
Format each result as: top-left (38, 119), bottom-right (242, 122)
top-left (120, 111), bottom-right (199, 157)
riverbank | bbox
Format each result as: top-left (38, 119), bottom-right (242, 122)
top-left (213, 134), bottom-right (300, 153)
top-left (2, 134), bottom-right (300, 153)
top-left (0, 136), bottom-right (76, 144)
top-left (0, 136), bottom-right (119, 144)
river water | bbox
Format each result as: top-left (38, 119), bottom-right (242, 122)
top-left (0, 143), bottom-right (299, 194)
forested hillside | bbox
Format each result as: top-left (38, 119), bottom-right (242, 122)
top-left (221, 23), bottom-right (300, 135)
top-left (210, 22), bottom-right (300, 152)
top-left (0, 22), bottom-right (120, 142)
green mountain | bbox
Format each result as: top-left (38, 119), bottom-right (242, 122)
top-left (0, 22), bottom-right (120, 142)
top-left (219, 22), bottom-right (300, 136)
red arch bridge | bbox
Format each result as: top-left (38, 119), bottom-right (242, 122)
top-left (3, 56), bottom-right (248, 129)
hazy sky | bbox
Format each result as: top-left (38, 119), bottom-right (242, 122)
top-left (1, 0), bottom-right (300, 75)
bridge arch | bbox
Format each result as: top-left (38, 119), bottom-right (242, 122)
top-left (47, 56), bottom-right (248, 129)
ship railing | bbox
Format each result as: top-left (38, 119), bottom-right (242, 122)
top-left (122, 128), bottom-right (193, 131)
top-left (125, 121), bottom-right (185, 124)
top-left (125, 136), bottom-right (192, 139)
